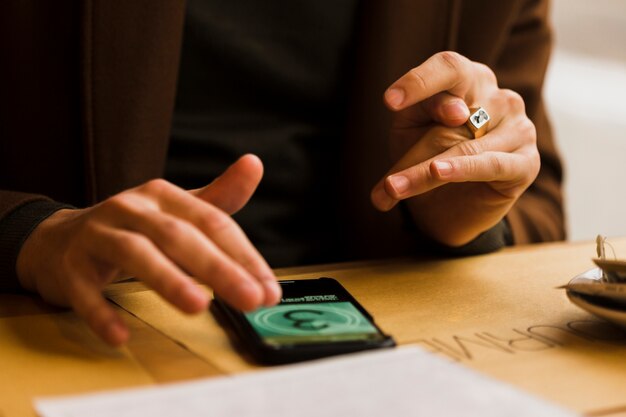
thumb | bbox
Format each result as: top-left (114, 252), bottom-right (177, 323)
top-left (189, 154), bottom-right (263, 214)
top-left (422, 92), bottom-right (470, 127)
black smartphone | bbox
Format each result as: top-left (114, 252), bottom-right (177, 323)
top-left (211, 277), bottom-right (395, 365)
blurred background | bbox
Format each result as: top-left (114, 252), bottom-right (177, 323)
top-left (546, 0), bottom-right (626, 242)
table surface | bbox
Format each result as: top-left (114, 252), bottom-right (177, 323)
top-left (3, 238), bottom-right (626, 417)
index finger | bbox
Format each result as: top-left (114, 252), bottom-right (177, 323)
top-left (384, 51), bottom-right (474, 110)
top-left (142, 180), bottom-right (281, 306)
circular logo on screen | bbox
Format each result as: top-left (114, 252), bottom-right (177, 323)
top-left (252, 305), bottom-right (362, 336)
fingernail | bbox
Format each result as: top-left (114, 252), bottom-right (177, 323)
top-left (263, 280), bottom-right (282, 306)
top-left (388, 175), bottom-right (410, 196)
top-left (183, 285), bottom-right (209, 312)
top-left (433, 161), bottom-right (453, 177)
top-left (236, 281), bottom-right (265, 311)
top-left (442, 100), bottom-right (469, 121)
top-left (385, 88), bottom-right (405, 108)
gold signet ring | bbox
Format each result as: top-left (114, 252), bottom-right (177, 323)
top-left (465, 107), bottom-right (490, 139)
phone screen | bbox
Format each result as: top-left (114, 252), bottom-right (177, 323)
top-left (243, 280), bottom-right (385, 347)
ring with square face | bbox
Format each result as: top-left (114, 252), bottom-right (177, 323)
top-left (465, 107), bottom-right (490, 139)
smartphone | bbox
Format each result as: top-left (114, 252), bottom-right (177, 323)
top-left (211, 277), bottom-right (395, 364)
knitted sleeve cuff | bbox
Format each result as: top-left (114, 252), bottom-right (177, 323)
top-left (0, 199), bottom-right (74, 292)
top-left (428, 219), bottom-right (513, 257)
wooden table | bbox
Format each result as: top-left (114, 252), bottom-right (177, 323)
top-left (3, 238), bottom-right (626, 416)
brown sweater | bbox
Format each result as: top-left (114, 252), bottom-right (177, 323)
top-left (0, 0), bottom-right (564, 290)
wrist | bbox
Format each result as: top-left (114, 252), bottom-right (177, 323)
top-left (16, 208), bottom-right (76, 292)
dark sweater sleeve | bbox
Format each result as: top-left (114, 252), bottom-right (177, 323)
top-left (430, 220), bottom-right (513, 256)
top-left (400, 200), bottom-right (513, 256)
top-left (493, 0), bottom-right (565, 243)
top-left (0, 199), bottom-right (73, 292)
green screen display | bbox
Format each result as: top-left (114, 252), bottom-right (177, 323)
top-left (244, 302), bottom-right (381, 346)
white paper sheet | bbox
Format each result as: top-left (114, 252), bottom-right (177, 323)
top-left (35, 346), bottom-right (578, 417)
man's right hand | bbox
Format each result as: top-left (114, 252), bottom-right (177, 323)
top-left (16, 154), bottom-right (280, 346)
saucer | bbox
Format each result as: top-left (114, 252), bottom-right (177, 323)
top-left (566, 269), bottom-right (626, 329)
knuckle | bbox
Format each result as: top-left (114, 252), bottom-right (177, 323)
top-left (438, 51), bottom-right (465, 72)
top-left (408, 67), bottom-right (428, 91)
top-left (102, 194), bottom-right (135, 214)
top-left (407, 164), bottom-right (431, 188)
top-left (197, 209), bottom-right (233, 235)
top-left (141, 178), bottom-right (173, 196)
top-left (467, 157), bottom-right (478, 175)
top-left (501, 89), bottom-right (525, 112)
top-left (515, 117), bottom-right (537, 146)
top-left (158, 217), bottom-right (189, 241)
top-left (458, 139), bottom-right (483, 156)
top-left (476, 63), bottom-right (497, 85)
top-left (456, 157), bottom-right (475, 176)
top-left (115, 233), bottom-right (151, 256)
top-left (527, 150), bottom-right (541, 179)
top-left (489, 154), bottom-right (505, 178)
top-left (203, 257), bottom-right (236, 285)
top-left (240, 256), bottom-right (267, 277)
